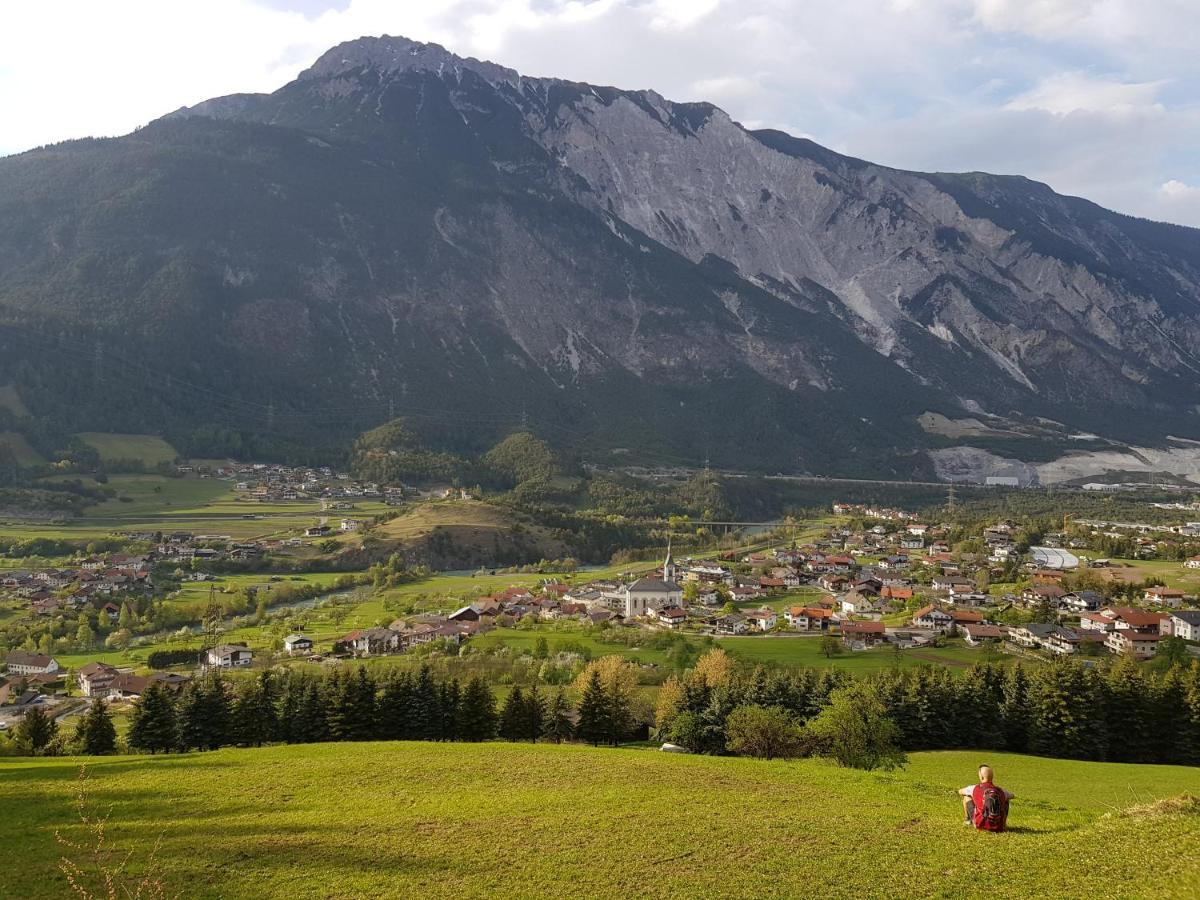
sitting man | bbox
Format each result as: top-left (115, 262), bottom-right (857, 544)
top-left (958, 764), bottom-right (1014, 832)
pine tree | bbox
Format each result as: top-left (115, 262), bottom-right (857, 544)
top-left (175, 682), bottom-right (208, 751)
top-left (606, 678), bottom-right (632, 746)
top-left (439, 678), bottom-right (461, 742)
top-left (457, 676), bottom-right (497, 742)
top-left (203, 674), bottom-right (232, 750)
top-left (523, 684), bottom-right (545, 742)
top-left (576, 669), bottom-right (611, 746)
top-left (1148, 667), bottom-right (1190, 765)
top-left (176, 675), bottom-right (231, 751)
top-left (234, 672), bottom-right (276, 747)
top-left (541, 691), bottom-right (574, 744)
top-left (14, 706), bottom-right (58, 754)
top-left (498, 686), bottom-right (527, 742)
top-left (73, 699), bottom-right (117, 755)
top-left (129, 682), bottom-right (177, 754)
top-left (327, 667), bottom-right (377, 741)
top-left (408, 665), bottom-right (441, 741)
top-left (294, 678), bottom-right (329, 743)
top-left (376, 671), bottom-right (413, 740)
top-left (1000, 663), bottom-right (1030, 753)
top-left (1105, 653), bottom-right (1151, 762)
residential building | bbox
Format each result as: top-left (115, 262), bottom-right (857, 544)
top-left (841, 621), bottom-right (886, 647)
top-left (3, 650), bottom-right (60, 677)
top-left (912, 605), bottom-right (954, 631)
top-left (1105, 630), bottom-right (1161, 659)
top-left (1144, 587), bottom-right (1187, 608)
top-left (1166, 610), bottom-right (1200, 641)
top-left (201, 644), bottom-right (253, 671)
top-left (962, 624), bottom-right (1003, 646)
top-left (715, 613), bottom-right (748, 635)
top-left (745, 609), bottom-right (778, 632)
top-left (283, 634), bottom-right (314, 655)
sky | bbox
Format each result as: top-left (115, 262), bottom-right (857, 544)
top-left (1, 0), bottom-right (1199, 226)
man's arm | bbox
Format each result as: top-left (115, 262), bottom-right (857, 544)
top-left (958, 785), bottom-right (974, 796)
top-left (1004, 789), bottom-right (1015, 800)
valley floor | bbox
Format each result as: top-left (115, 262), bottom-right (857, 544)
top-left (1, 745), bottom-right (1197, 899)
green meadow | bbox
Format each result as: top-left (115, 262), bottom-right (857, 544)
top-left (75, 432), bottom-right (179, 467)
top-left (0, 744), bottom-right (1196, 899)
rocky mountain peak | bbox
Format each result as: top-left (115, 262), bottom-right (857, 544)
top-left (299, 34), bottom-right (520, 86)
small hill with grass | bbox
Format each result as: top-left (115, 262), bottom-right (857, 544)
top-left (75, 432), bottom-right (179, 467)
top-left (1, 744), bottom-right (1197, 899)
top-left (361, 499), bottom-right (571, 568)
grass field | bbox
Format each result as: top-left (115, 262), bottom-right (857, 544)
top-left (0, 744), bottom-right (1196, 899)
top-left (1107, 558), bottom-right (1200, 593)
top-left (717, 636), bottom-right (994, 670)
top-left (0, 430), bottom-right (46, 466)
top-left (75, 432), bottom-right (179, 467)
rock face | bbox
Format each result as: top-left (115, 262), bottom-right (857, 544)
top-left (1, 34), bottom-right (1199, 472)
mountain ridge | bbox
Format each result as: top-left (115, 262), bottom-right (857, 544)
top-left (2, 34), bottom-right (1200, 480)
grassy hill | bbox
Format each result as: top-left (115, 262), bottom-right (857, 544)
top-left (1, 744), bottom-right (1196, 899)
top-left (365, 499), bottom-right (571, 568)
top-left (76, 432), bottom-right (179, 467)
top-left (0, 429), bottom-right (45, 466)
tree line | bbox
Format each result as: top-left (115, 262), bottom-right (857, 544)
top-left (655, 651), bottom-right (1200, 766)
top-left (7, 650), bottom-right (1199, 769)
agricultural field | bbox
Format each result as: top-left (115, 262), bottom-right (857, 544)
top-left (0, 744), bottom-right (1196, 899)
top-left (1104, 558), bottom-right (1200, 594)
top-left (75, 432), bottom-right (179, 467)
top-left (716, 635), bottom-right (996, 670)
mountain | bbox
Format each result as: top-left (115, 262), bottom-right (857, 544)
top-left (2, 34), bottom-right (1199, 479)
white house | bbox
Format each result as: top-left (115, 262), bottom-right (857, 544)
top-left (201, 644), bottom-right (253, 671)
top-left (1105, 630), bottom-right (1161, 659)
top-left (77, 662), bottom-right (120, 697)
top-left (745, 609), bottom-right (778, 632)
top-left (3, 650), bottom-right (60, 677)
top-left (283, 634), bottom-right (314, 655)
top-left (912, 605), bottom-right (954, 631)
top-left (716, 613), bottom-right (748, 635)
top-left (1166, 610), bottom-right (1200, 641)
top-left (1144, 587), bottom-right (1187, 608)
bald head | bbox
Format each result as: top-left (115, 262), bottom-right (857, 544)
top-left (979, 765), bottom-right (994, 782)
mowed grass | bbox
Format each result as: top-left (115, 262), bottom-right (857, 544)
top-left (471, 627), bottom-right (672, 665)
top-left (78, 474), bottom-right (234, 519)
top-left (0, 745), bottom-right (1196, 900)
top-left (717, 636), bottom-right (994, 670)
top-left (1106, 558), bottom-right (1200, 594)
top-left (75, 432), bottom-right (179, 467)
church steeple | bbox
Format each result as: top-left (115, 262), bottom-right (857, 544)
top-left (663, 537), bottom-right (676, 583)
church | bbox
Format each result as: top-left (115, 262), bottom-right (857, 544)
top-left (622, 542), bottom-right (684, 618)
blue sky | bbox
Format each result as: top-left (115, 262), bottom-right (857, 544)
top-left (2, 0), bottom-right (1198, 225)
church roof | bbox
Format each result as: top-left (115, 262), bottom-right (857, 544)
top-left (628, 577), bottom-right (682, 593)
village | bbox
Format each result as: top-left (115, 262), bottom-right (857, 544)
top-left (5, 495), bottom-right (1200, 738)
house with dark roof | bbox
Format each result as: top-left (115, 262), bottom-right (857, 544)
top-left (200, 644), bottom-right (253, 671)
top-left (1166, 609), bottom-right (1200, 641)
top-left (623, 577), bottom-right (683, 618)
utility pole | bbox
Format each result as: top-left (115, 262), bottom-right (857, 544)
top-left (946, 482), bottom-right (957, 512)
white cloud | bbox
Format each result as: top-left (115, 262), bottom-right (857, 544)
top-left (1005, 72), bottom-right (1166, 116)
top-left (1161, 179), bottom-right (1200, 199)
top-left (0, 0), bottom-right (1197, 226)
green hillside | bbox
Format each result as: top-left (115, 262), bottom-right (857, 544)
top-left (75, 432), bottom-right (179, 467)
top-left (1, 744), bottom-right (1197, 899)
